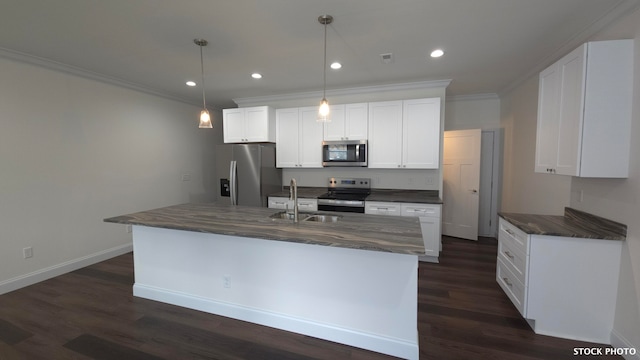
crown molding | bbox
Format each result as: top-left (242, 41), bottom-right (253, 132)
top-left (0, 46), bottom-right (215, 110)
top-left (233, 79), bottom-right (452, 107)
top-left (446, 93), bottom-right (499, 102)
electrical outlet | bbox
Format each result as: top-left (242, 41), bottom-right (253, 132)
top-left (23, 247), bottom-right (33, 259)
top-left (223, 275), bottom-right (231, 288)
top-left (181, 173), bottom-right (192, 181)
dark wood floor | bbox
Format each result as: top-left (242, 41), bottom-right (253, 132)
top-left (0, 236), bottom-right (621, 359)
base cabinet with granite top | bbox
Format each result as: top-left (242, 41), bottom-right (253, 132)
top-left (106, 203), bottom-right (424, 360)
top-left (366, 201), bottom-right (441, 262)
top-left (497, 216), bottom-right (623, 344)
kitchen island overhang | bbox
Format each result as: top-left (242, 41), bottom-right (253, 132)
top-left (105, 203), bottom-right (424, 360)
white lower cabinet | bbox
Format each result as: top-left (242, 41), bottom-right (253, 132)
top-left (366, 201), bottom-right (441, 261)
top-left (497, 217), bottom-right (622, 343)
top-left (268, 197), bottom-right (292, 210)
top-left (295, 198), bottom-right (318, 212)
top-left (268, 197), bottom-right (317, 212)
top-left (364, 201), bottom-right (401, 216)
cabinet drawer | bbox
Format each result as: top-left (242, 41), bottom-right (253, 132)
top-left (297, 199), bottom-right (318, 212)
top-left (499, 218), bottom-right (529, 254)
top-left (365, 202), bottom-right (401, 216)
top-left (400, 203), bottom-right (441, 218)
top-left (268, 197), bottom-right (292, 209)
top-left (497, 237), bottom-right (528, 286)
top-left (497, 258), bottom-right (527, 316)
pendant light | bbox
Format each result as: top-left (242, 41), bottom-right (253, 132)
top-left (317, 15), bottom-right (333, 122)
top-left (194, 38), bottom-right (212, 129)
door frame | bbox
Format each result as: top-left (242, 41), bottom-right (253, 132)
top-left (478, 129), bottom-right (503, 238)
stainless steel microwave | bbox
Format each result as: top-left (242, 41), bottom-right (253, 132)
top-left (322, 140), bottom-right (367, 167)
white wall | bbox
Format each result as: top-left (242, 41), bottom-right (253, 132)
top-left (445, 94), bottom-right (501, 131)
top-left (569, 8), bottom-right (640, 354)
top-left (499, 76), bottom-right (571, 215)
top-left (0, 56), bottom-right (221, 293)
top-left (499, 7), bottom-right (640, 353)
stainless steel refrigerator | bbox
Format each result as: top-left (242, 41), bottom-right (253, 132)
top-left (215, 144), bottom-right (282, 207)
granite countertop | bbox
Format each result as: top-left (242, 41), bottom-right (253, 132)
top-left (268, 187), bottom-right (327, 199)
top-left (104, 203), bottom-right (425, 255)
top-left (499, 207), bottom-right (626, 240)
top-left (367, 189), bottom-right (442, 204)
top-left (268, 187), bottom-right (442, 204)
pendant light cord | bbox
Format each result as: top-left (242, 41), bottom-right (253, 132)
top-left (322, 19), bottom-right (327, 99)
top-left (200, 44), bottom-right (207, 110)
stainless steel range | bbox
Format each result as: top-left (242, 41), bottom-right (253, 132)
top-left (317, 177), bottom-right (371, 213)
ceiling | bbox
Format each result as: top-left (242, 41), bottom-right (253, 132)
top-left (1, 0), bottom-right (638, 109)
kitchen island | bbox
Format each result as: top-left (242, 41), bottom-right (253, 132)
top-left (105, 203), bottom-right (424, 360)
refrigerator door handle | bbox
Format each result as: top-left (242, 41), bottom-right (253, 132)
top-left (230, 161), bottom-right (238, 205)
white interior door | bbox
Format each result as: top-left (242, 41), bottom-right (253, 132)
top-left (442, 129), bottom-right (481, 241)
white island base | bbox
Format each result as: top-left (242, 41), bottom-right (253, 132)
top-left (132, 226), bottom-right (419, 359)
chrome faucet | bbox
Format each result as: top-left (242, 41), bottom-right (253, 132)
top-left (289, 178), bottom-right (299, 223)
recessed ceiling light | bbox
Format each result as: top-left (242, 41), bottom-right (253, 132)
top-left (186, 81), bottom-right (196, 87)
top-left (330, 62), bottom-right (342, 70)
top-left (251, 73), bottom-right (262, 79)
top-left (430, 49), bottom-right (444, 58)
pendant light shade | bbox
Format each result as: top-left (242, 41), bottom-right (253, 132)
top-left (317, 15), bottom-right (333, 122)
top-left (195, 38), bottom-right (213, 129)
top-left (200, 109), bottom-right (211, 125)
top-left (319, 98), bottom-right (330, 117)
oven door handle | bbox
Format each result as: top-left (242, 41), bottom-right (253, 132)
top-left (317, 199), bottom-right (364, 207)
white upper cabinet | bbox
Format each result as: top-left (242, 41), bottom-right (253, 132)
top-left (535, 40), bottom-right (633, 177)
top-left (323, 103), bottom-right (368, 141)
top-left (368, 98), bottom-right (441, 169)
top-left (276, 107), bottom-right (323, 168)
top-left (223, 106), bottom-right (275, 143)
top-left (403, 98), bottom-right (441, 169)
top-left (275, 108), bottom-right (300, 168)
top-left (368, 101), bottom-right (403, 168)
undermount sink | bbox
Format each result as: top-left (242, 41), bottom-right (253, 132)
top-left (303, 214), bottom-right (341, 223)
top-left (269, 211), bottom-right (341, 223)
top-left (269, 211), bottom-right (298, 220)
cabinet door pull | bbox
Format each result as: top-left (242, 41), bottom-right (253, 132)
top-left (505, 228), bottom-right (515, 236)
top-left (504, 250), bottom-right (514, 259)
top-left (503, 277), bottom-right (513, 287)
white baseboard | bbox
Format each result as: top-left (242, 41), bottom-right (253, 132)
top-left (611, 330), bottom-right (640, 360)
top-left (0, 243), bottom-right (133, 295)
top-left (134, 283), bottom-right (419, 360)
